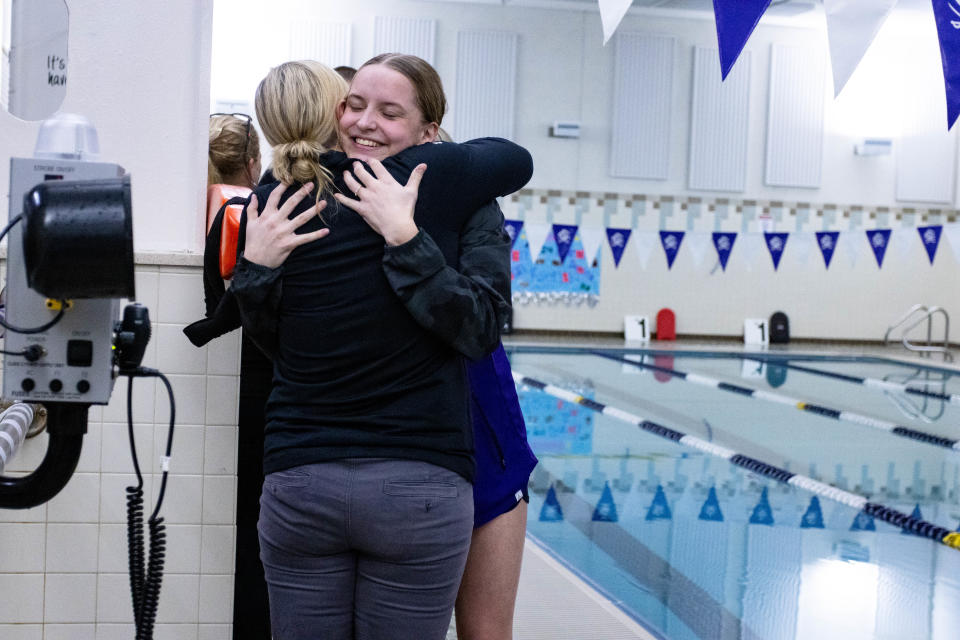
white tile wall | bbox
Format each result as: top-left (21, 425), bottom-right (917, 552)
top-left (0, 522), bottom-right (45, 571)
top-left (45, 624), bottom-right (97, 640)
top-left (46, 524), bottom-right (99, 572)
top-left (0, 625), bottom-right (42, 640)
top-left (0, 263), bottom-right (242, 637)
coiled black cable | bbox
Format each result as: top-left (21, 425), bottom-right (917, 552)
top-left (126, 381), bottom-right (146, 629)
top-left (125, 367), bottom-right (176, 640)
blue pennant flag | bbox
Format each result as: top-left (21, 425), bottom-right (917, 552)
top-left (552, 224), bottom-right (579, 264)
top-left (503, 219), bottom-right (523, 249)
top-left (711, 232), bottom-right (737, 271)
top-left (902, 504), bottom-right (923, 535)
top-left (918, 225), bottom-right (943, 264)
top-left (800, 496), bottom-right (825, 529)
top-left (592, 482), bottom-right (619, 522)
top-left (659, 231), bottom-right (685, 270)
top-left (713, 0), bottom-right (773, 79)
top-left (645, 485), bottom-right (672, 521)
top-left (749, 487), bottom-right (774, 526)
top-left (850, 510), bottom-right (876, 531)
top-left (698, 487), bottom-right (724, 522)
top-left (763, 232), bottom-right (789, 270)
top-left (866, 229), bottom-right (892, 268)
top-left (606, 227), bottom-right (632, 268)
top-left (539, 485), bottom-right (564, 522)
top-left (815, 231), bottom-right (839, 269)
top-left (932, 0), bottom-right (960, 129)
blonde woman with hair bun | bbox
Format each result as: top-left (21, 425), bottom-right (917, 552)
top-left (224, 57), bottom-right (532, 640)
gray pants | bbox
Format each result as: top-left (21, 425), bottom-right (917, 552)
top-left (258, 458), bottom-right (474, 640)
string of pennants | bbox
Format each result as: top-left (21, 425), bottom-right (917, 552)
top-left (597, 0), bottom-right (960, 129)
top-left (504, 220), bottom-right (960, 271)
top-left (540, 481), bottom-right (939, 537)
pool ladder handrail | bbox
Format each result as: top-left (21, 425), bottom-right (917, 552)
top-left (884, 304), bottom-right (952, 360)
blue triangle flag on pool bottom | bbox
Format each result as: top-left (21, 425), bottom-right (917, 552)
top-left (749, 487), bottom-right (774, 526)
top-left (539, 485), bottom-right (564, 522)
top-left (902, 504), bottom-right (923, 535)
top-left (866, 229), bottom-right (892, 268)
top-left (592, 482), bottom-right (619, 522)
top-left (503, 219), bottom-right (523, 249)
top-left (645, 485), bottom-right (672, 521)
top-left (659, 231), bottom-right (684, 270)
top-left (552, 224), bottom-right (579, 264)
top-left (698, 487), bottom-right (724, 522)
top-left (850, 510), bottom-right (876, 531)
top-left (815, 231), bottom-right (839, 269)
top-left (918, 225), bottom-right (943, 264)
top-left (800, 496), bottom-right (824, 529)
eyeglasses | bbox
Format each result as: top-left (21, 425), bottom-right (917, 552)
top-left (210, 113), bottom-right (253, 157)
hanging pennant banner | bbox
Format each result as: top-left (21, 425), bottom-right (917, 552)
top-left (932, 0), bottom-right (960, 128)
top-left (738, 233), bottom-right (764, 272)
top-left (712, 232), bottom-right (737, 271)
top-left (552, 224), bottom-right (579, 264)
top-left (606, 227), bottom-right (632, 267)
top-left (503, 219), bottom-right (523, 249)
top-left (579, 226), bottom-right (606, 265)
top-left (815, 231), bottom-right (839, 269)
top-left (943, 224), bottom-right (960, 263)
top-left (659, 231), bottom-right (685, 270)
top-left (686, 233), bottom-right (711, 268)
top-left (634, 232), bottom-right (657, 269)
top-left (822, 0), bottom-right (898, 97)
top-left (892, 228), bottom-right (915, 262)
top-left (918, 225), bottom-right (943, 264)
top-left (524, 222), bottom-right (551, 263)
top-left (763, 232), bottom-right (789, 270)
top-left (598, 0), bottom-right (635, 45)
top-left (839, 231), bottom-right (861, 268)
top-left (713, 0), bottom-right (773, 79)
top-left (866, 229), bottom-right (892, 268)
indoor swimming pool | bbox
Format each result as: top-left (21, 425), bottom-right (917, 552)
top-left (508, 346), bottom-right (960, 640)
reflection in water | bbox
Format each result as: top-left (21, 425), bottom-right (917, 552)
top-left (513, 350), bottom-right (960, 639)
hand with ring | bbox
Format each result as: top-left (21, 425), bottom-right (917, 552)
top-left (335, 159), bottom-right (427, 246)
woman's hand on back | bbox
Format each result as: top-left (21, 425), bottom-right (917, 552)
top-left (335, 159), bottom-right (426, 246)
top-left (243, 182), bottom-right (330, 269)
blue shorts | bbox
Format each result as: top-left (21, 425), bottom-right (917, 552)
top-left (467, 344), bottom-right (538, 528)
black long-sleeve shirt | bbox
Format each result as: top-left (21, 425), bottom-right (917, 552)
top-left (233, 139), bottom-right (532, 481)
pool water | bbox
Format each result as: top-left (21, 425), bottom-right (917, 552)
top-left (509, 348), bottom-right (960, 640)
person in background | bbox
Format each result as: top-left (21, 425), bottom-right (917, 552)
top-left (208, 113), bottom-right (260, 189)
top-left (361, 65), bottom-right (537, 640)
top-left (334, 64), bottom-right (357, 83)
top-left (235, 59), bottom-right (532, 639)
top-left (206, 113), bottom-right (273, 639)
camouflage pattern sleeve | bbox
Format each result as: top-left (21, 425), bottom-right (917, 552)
top-left (231, 256), bottom-right (282, 359)
top-left (382, 200), bottom-right (511, 361)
